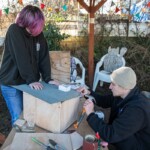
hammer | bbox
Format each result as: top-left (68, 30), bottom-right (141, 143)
top-left (74, 108), bottom-right (86, 129)
top-left (74, 95), bottom-right (96, 129)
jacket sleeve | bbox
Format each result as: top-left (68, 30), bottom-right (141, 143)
top-left (6, 25), bottom-right (37, 84)
top-left (90, 90), bottom-right (115, 108)
top-left (38, 33), bottom-right (52, 82)
top-left (87, 105), bottom-right (145, 143)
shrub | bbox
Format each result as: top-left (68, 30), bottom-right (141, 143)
top-left (43, 22), bottom-right (70, 51)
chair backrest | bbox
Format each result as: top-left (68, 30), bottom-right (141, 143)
top-left (70, 57), bottom-right (85, 85)
top-left (94, 47), bottom-right (127, 80)
top-left (103, 53), bottom-right (125, 72)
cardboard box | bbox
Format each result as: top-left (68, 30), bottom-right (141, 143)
top-left (6, 132), bottom-right (83, 150)
top-left (49, 51), bottom-right (71, 84)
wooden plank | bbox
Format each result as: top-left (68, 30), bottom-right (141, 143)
top-left (23, 92), bottom-right (80, 133)
top-left (49, 51), bottom-right (70, 84)
top-left (9, 133), bottom-right (72, 150)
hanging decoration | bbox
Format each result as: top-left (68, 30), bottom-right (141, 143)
top-left (48, 7), bottom-right (52, 12)
top-left (55, 6), bottom-right (60, 13)
top-left (40, 3), bottom-right (45, 9)
top-left (121, 8), bottom-right (128, 15)
top-left (4, 8), bottom-right (9, 15)
top-left (98, 0), bottom-right (150, 22)
top-left (115, 7), bottom-right (120, 13)
top-left (135, 13), bottom-right (140, 19)
top-left (141, 8), bottom-right (146, 13)
top-left (62, 4), bottom-right (68, 11)
top-left (0, 0), bottom-right (149, 23)
top-left (130, 0), bottom-right (150, 22)
top-left (147, 2), bottom-right (150, 7)
top-left (18, 0), bottom-right (23, 5)
top-left (111, 1), bottom-right (115, 7)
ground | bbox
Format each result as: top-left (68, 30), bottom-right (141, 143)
top-left (0, 91), bottom-right (11, 147)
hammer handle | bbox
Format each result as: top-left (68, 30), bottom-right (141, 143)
top-left (74, 108), bottom-right (86, 129)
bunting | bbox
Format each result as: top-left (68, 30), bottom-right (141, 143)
top-left (48, 7), bottom-right (52, 12)
top-left (4, 8), bottom-right (9, 15)
top-left (0, 0), bottom-right (149, 23)
top-left (130, 0), bottom-right (150, 22)
top-left (55, 6), bottom-right (60, 13)
top-left (40, 3), bottom-right (45, 9)
top-left (18, 0), bottom-right (23, 5)
top-left (62, 5), bottom-right (68, 11)
top-left (135, 13), bottom-right (140, 19)
top-left (115, 7), bottom-right (120, 13)
top-left (111, 1), bottom-right (116, 7)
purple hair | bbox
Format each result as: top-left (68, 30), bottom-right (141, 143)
top-left (15, 5), bottom-right (45, 36)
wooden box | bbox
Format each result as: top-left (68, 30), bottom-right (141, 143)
top-left (14, 51), bottom-right (80, 133)
top-left (23, 90), bottom-right (80, 133)
top-left (49, 51), bottom-right (70, 84)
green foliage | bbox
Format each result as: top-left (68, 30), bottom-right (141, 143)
top-left (76, 23), bottom-right (150, 91)
top-left (43, 22), bottom-right (70, 51)
top-left (45, 12), bottom-right (66, 23)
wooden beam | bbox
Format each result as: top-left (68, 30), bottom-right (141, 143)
top-left (77, 0), bottom-right (107, 87)
top-left (77, 0), bottom-right (90, 13)
top-left (94, 0), bottom-right (107, 13)
top-left (92, 0), bottom-right (96, 6)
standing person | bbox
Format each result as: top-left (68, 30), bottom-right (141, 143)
top-left (78, 67), bottom-right (150, 150)
top-left (0, 5), bottom-right (58, 125)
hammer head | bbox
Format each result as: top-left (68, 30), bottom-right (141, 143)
top-left (84, 94), bottom-right (96, 104)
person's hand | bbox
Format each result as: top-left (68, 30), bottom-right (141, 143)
top-left (48, 80), bottom-right (59, 86)
top-left (101, 141), bottom-right (108, 148)
top-left (83, 99), bottom-right (94, 116)
top-left (77, 86), bottom-right (90, 97)
top-left (29, 82), bottom-right (43, 90)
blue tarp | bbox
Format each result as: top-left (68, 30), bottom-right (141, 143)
top-left (13, 82), bottom-right (80, 104)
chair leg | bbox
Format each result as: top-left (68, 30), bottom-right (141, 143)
top-left (100, 81), bottom-right (104, 87)
top-left (92, 76), bottom-right (99, 91)
top-left (92, 78), bottom-right (96, 91)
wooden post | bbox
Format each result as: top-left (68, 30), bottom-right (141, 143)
top-left (77, 0), bottom-right (107, 87)
top-left (88, 13), bottom-right (95, 86)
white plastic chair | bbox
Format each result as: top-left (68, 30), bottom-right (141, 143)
top-left (70, 57), bottom-right (85, 85)
top-left (92, 47), bottom-right (127, 91)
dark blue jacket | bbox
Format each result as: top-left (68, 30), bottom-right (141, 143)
top-left (87, 87), bottom-right (150, 150)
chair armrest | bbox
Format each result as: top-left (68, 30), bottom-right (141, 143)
top-left (94, 55), bottom-right (106, 80)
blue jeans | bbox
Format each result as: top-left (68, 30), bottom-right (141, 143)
top-left (0, 85), bottom-right (23, 125)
